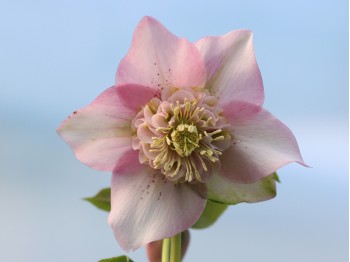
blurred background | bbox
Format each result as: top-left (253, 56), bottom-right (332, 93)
top-left (0, 0), bottom-right (348, 261)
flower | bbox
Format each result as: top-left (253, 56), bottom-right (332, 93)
top-left (57, 16), bottom-right (305, 251)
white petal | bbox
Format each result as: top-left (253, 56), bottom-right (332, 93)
top-left (221, 100), bottom-right (306, 183)
top-left (108, 168), bottom-right (206, 251)
top-left (196, 30), bottom-right (264, 106)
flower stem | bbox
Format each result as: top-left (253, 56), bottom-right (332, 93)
top-left (170, 233), bottom-right (182, 262)
top-left (162, 238), bottom-right (170, 262)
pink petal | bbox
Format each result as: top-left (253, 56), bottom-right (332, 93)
top-left (220, 101), bottom-right (306, 183)
top-left (116, 83), bottom-right (158, 112)
top-left (113, 149), bottom-right (141, 174)
top-left (116, 16), bottom-right (207, 99)
top-left (57, 84), bottom-right (155, 171)
top-left (195, 30), bottom-right (264, 106)
top-left (108, 168), bottom-right (206, 251)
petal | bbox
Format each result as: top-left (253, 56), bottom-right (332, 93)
top-left (116, 16), bottom-right (207, 99)
top-left (57, 84), bottom-right (155, 171)
top-left (137, 123), bottom-right (154, 144)
top-left (206, 171), bottom-right (277, 205)
top-left (221, 101), bottom-right (306, 183)
top-left (108, 168), bottom-right (206, 251)
top-left (113, 149), bottom-right (141, 174)
top-left (195, 30), bottom-right (264, 106)
top-left (116, 83), bottom-right (158, 113)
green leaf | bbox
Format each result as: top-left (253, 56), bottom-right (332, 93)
top-left (274, 172), bottom-right (281, 183)
top-left (192, 200), bottom-right (227, 229)
top-left (98, 255), bottom-right (134, 262)
top-left (84, 188), bottom-right (111, 212)
top-left (206, 172), bottom-right (277, 205)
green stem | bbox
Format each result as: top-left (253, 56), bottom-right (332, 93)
top-left (162, 238), bottom-right (170, 262)
top-left (170, 233), bottom-right (182, 262)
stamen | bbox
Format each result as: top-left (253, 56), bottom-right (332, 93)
top-left (196, 153), bottom-right (208, 171)
top-left (132, 88), bottom-right (231, 184)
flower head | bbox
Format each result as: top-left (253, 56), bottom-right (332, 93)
top-left (57, 16), bottom-right (305, 251)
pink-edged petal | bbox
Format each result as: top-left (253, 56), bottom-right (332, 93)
top-left (221, 100), bottom-right (306, 183)
top-left (116, 83), bottom-right (158, 112)
top-left (195, 30), bottom-right (264, 106)
top-left (108, 167), bottom-right (206, 251)
top-left (57, 84), bottom-right (155, 171)
top-left (116, 16), bottom-right (207, 98)
top-left (207, 171), bottom-right (277, 205)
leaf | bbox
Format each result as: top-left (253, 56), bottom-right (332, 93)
top-left (206, 172), bottom-right (277, 205)
top-left (191, 200), bottom-right (227, 229)
top-left (274, 172), bottom-right (281, 183)
top-left (84, 188), bottom-right (111, 212)
top-left (98, 255), bottom-right (134, 262)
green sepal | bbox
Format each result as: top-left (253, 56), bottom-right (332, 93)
top-left (98, 255), bottom-right (134, 262)
top-left (192, 200), bottom-right (227, 229)
top-left (84, 188), bottom-right (111, 212)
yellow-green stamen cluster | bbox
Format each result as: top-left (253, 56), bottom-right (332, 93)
top-left (170, 123), bottom-right (201, 157)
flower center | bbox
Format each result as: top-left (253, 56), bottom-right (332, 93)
top-left (131, 88), bottom-right (231, 183)
top-left (169, 123), bottom-right (201, 157)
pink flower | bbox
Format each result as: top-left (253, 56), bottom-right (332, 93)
top-left (57, 16), bottom-right (305, 251)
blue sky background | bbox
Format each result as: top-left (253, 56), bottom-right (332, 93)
top-left (0, 0), bottom-right (348, 261)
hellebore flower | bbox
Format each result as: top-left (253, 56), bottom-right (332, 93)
top-left (57, 16), bottom-right (305, 251)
